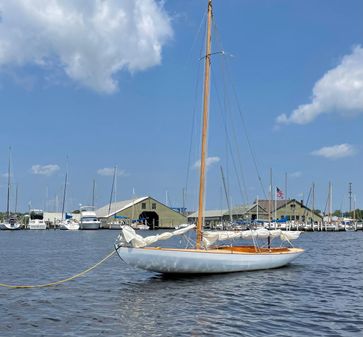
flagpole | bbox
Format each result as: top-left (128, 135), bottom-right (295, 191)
top-left (269, 168), bottom-right (272, 227)
top-left (285, 172), bottom-right (288, 200)
top-left (274, 186), bottom-right (277, 229)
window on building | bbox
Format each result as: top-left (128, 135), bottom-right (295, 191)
top-left (141, 203), bottom-right (146, 210)
top-left (152, 203), bottom-right (156, 210)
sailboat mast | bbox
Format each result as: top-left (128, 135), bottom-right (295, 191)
top-left (312, 182), bottom-right (315, 224)
top-left (196, 0), bottom-right (213, 249)
top-left (15, 183), bottom-right (18, 213)
top-left (108, 166), bottom-right (117, 216)
top-left (92, 179), bottom-right (96, 207)
top-left (61, 171), bottom-right (68, 221)
top-left (6, 147), bottom-right (11, 217)
top-left (220, 166), bottom-right (232, 222)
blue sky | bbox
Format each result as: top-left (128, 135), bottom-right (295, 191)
top-left (0, 0), bottom-right (362, 214)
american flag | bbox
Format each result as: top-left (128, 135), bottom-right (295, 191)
top-left (276, 187), bottom-right (284, 199)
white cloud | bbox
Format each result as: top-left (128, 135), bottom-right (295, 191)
top-left (311, 144), bottom-right (356, 159)
top-left (31, 164), bottom-right (60, 176)
top-left (289, 171), bottom-right (302, 178)
top-left (97, 167), bottom-right (126, 176)
top-left (0, 0), bottom-right (172, 93)
top-left (193, 156), bottom-right (220, 169)
top-left (277, 46), bottom-right (363, 125)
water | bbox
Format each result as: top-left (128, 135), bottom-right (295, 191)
top-left (0, 230), bottom-right (362, 337)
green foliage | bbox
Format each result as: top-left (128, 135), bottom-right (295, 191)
top-left (332, 209), bottom-right (363, 220)
top-left (333, 210), bottom-right (342, 217)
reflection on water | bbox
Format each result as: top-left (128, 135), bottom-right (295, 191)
top-left (0, 231), bottom-right (362, 336)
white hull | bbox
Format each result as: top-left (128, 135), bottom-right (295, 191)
top-left (116, 246), bottom-right (304, 274)
top-left (28, 224), bottom-right (47, 230)
top-left (0, 222), bottom-right (22, 230)
top-left (132, 224), bottom-right (149, 230)
top-left (80, 222), bottom-right (100, 230)
top-left (59, 222), bottom-right (79, 231)
top-left (79, 206), bottom-right (100, 230)
top-left (106, 222), bottom-right (122, 230)
top-left (28, 218), bottom-right (47, 230)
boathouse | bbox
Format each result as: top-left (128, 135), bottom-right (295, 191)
top-left (188, 199), bottom-right (322, 224)
top-left (96, 196), bottom-right (187, 229)
top-left (256, 199), bottom-right (322, 222)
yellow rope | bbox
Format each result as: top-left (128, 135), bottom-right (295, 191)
top-left (0, 250), bottom-right (116, 289)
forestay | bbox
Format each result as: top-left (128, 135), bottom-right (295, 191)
top-left (116, 225), bottom-right (196, 248)
top-left (203, 228), bottom-right (301, 248)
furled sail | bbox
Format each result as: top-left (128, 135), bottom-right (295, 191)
top-left (202, 229), bottom-right (301, 248)
top-left (116, 225), bottom-right (196, 248)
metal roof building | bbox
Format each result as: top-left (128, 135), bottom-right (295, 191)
top-left (96, 196), bottom-right (187, 229)
top-left (188, 199), bottom-right (322, 224)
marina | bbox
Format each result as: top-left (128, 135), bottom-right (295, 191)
top-left (1, 195), bottom-right (362, 232)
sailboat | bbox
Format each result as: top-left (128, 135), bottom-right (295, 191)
top-left (115, 0), bottom-right (304, 274)
top-left (58, 167), bottom-right (79, 230)
top-left (0, 148), bottom-right (22, 230)
top-left (106, 166), bottom-right (123, 229)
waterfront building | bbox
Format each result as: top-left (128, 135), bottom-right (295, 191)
top-left (188, 199), bottom-right (322, 225)
top-left (96, 196), bottom-right (187, 229)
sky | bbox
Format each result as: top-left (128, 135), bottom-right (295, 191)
top-left (0, 0), bottom-right (362, 214)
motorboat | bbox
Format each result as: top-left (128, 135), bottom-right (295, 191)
top-left (28, 209), bottom-right (47, 230)
top-left (79, 206), bottom-right (100, 230)
top-left (59, 218), bottom-right (79, 230)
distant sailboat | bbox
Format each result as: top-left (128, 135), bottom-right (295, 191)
top-left (0, 147), bottom-right (21, 230)
top-left (106, 166), bottom-right (122, 229)
top-left (115, 0), bottom-right (303, 274)
top-left (58, 167), bottom-right (79, 230)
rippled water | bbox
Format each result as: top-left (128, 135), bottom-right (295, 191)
top-left (0, 230), bottom-right (362, 337)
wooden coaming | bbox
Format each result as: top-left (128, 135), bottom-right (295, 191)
top-left (142, 246), bottom-right (303, 255)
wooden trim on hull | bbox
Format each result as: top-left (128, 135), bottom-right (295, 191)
top-left (141, 246), bottom-right (304, 255)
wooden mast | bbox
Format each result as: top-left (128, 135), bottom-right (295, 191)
top-left (196, 0), bottom-right (213, 249)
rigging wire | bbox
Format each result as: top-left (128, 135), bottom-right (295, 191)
top-left (212, 23), bottom-right (268, 200)
top-left (217, 63), bottom-right (250, 204)
top-left (214, 27), bottom-right (250, 205)
top-left (209, 20), bottom-right (249, 204)
top-left (184, 9), bottom-right (208, 212)
top-left (210, 68), bottom-right (247, 205)
top-left (303, 186), bottom-right (312, 217)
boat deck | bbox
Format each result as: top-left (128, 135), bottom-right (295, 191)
top-left (143, 246), bottom-right (304, 255)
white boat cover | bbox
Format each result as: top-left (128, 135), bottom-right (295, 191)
top-left (203, 228), bottom-right (301, 247)
top-left (117, 224), bottom-right (196, 248)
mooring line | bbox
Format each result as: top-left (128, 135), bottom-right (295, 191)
top-left (0, 250), bottom-right (116, 289)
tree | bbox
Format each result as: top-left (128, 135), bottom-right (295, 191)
top-left (333, 210), bottom-right (342, 217)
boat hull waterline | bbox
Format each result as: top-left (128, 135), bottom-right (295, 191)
top-left (116, 246), bottom-right (304, 274)
top-left (0, 223), bottom-right (22, 230)
top-left (80, 222), bottom-right (100, 230)
top-left (59, 223), bottom-right (79, 231)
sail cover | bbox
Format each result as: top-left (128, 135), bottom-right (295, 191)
top-left (116, 224), bottom-right (196, 248)
top-left (203, 228), bottom-right (301, 247)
